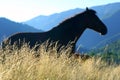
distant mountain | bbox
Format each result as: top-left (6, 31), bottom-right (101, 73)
top-left (23, 2), bottom-right (120, 50)
top-left (92, 2), bottom-right (120, 19)
top-left (23, 8), bottom-right (83, 31)
top-left (0, 18), bottom-right (41, 43)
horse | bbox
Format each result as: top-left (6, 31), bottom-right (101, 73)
top-left (2, 8), bottom-right (107, 54)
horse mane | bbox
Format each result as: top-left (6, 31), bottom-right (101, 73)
top-left (64, 9), bottom-right (97, 21)
top-left (51, 9), bottom-right (97, 31)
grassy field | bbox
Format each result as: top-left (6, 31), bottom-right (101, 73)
top-left (0, 43), bottom-right (120, 80)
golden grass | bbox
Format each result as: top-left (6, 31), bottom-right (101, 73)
top-left (0, 43), bottom-right (120, 80)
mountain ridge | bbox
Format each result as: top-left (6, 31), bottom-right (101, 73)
top-left (0, 17), bottom-right (41, 42)
top-left (23, 8), bottom-right (83, 30)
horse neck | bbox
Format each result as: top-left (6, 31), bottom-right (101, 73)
top-left (51, 16), bottom-right (86, 43)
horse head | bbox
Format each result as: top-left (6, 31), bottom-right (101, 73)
top-left (84, 7), bottom-right (107, 35)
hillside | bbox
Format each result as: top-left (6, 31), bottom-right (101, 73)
top-left (99, 39), bottom-right (120, 54)
top-left (24, 2), bottom-right (120, 50)
top-left (0, 18), bottom-right (41, 42)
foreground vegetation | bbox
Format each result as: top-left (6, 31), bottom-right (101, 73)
top-left (0, 43), bottom-right (120, 80)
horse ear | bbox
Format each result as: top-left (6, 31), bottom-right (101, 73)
top-left (86, 7), bottom-right (89, 11)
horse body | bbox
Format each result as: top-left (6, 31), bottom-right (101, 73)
top-left (2, 8), bottom-right (107, 53)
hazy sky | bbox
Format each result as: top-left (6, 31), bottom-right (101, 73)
top-left (0, 0), bottom-right (120, 22)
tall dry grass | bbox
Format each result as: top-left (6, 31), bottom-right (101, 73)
top-left (0, 42), bottom-right (120, 80)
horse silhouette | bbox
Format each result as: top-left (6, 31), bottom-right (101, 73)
top-left (2, 8), bottom-right (107, 53)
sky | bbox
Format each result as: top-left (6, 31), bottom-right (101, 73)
top-left (0, 0), bottom-right (120, 22)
